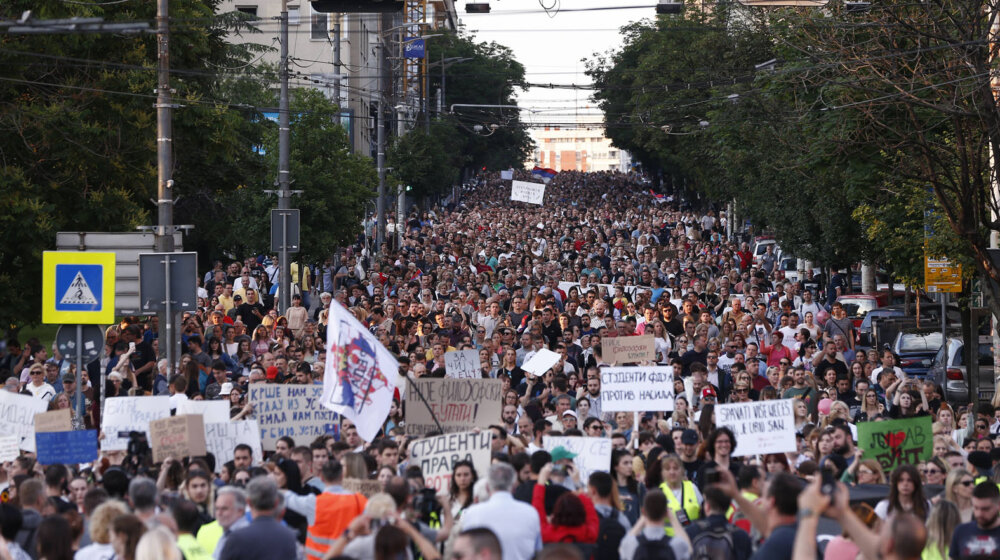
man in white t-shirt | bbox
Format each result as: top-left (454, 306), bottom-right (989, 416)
top-left (869, 348), bottom-right (905, 385)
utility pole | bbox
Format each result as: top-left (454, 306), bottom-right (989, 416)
top-left (332, 16), bottom-right (341, 105)
top-left (376, 36), bottom-right (387, 253)
top-left (277, 0), bottom-right (292, 315)
top-left (155, 0), bottom-right (176, 376)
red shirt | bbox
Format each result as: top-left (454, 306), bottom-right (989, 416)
top-left (532, 484), bottom-right (599, 544)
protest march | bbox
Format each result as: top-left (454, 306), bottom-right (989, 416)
top-left (0, 168), bottom-right (997, 560)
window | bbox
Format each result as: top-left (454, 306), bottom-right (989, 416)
top-left (288, 5), bottom-right (300, 25)
top-left (311, 11), bottom-right (328, 39)
top-left (236, 5), bottom-right (257, 16)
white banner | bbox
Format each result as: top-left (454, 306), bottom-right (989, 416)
top-left (249, 384), bottom-right (339, 448)
top-left (543, 436), bottom-right (612, 481)
top-left (100, 396), bottom-right (172, 451)
top-left (206, 420), bottom-right (263, 469)
top-left (177, 400), bottom-right (230, 424)
top-left (0, 391), bottom-right (48, 451)
top-left (715, 400), bottom-right (797, 457)
top-left (511, 180), bottom-right (546, 205)
top-left (521, 348), bottom-right (562, 377)
top-left (600, 366), bottom-right (675, 412)
top-left (445, 349), bottom-right (481, 379)
top-left (0, 436), bottom-right (19, 462)
top-left (322, 302), bottom-right (399, 441)
top-left (500, 169), bottom-right (514, 181)
top-left (408, 431), bottom-right (491, 492)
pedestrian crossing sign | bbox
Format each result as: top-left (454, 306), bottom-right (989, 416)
top-left (42, 252), bottom-right (116, 324)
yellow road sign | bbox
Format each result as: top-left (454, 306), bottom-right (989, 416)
top-left (42, 252), bottom-right (116, 324)
top-left (924, 255), bottom-right (962, 293)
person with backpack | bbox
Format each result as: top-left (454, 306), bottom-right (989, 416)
top-left (619, 491), bottom-right (692, 560)
top-left (588, 472), bottom-right (630, 560)
top-left (685, 486), bottom-right (752, 560)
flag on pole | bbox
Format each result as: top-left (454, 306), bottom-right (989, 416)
top-left (322, 302), bottom-right (399, 441)
top-left (531, 166), bottom-right (558, 183)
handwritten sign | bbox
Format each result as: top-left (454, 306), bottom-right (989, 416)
top-left (405, 378), bottom-right (503, 437)
top-left (36, 430), bottom-right (98, 465)
top-left (0, 391), bottom-right (49, 450)
top-left (600, 366), bottom-right (675, 412)
top-left (177, 400), bottom-right (230, 424)
top-left (35, 409), bottom-right (72, 433)
top-left (445, 349), bottom-right (481, 380)
top-left (511, 180), bottom-right (546, 205)
top-left (603, 336), bottom-right (656, 365)
top-left (409, 431), bottom-right (492, 492)
top-left (500, 169), bottom-right (514, 181)
top-left (0, 436), bottom-right (19, 462)
top-left (101, 396), bottom-right (172, 451)
top-left (249, 384), bottom-right (339, 449)
top-left (205, 420), bottom-right (263, 469)
top-left (343, 478), bottom-right (383, 498)
top-left (521, 348), bottom-right (562, 377)
top-left (857, 416), bottom-right (933, 470)
top-left (149, 415), bottom-right (207, 463)
top-left (715, 400), bottom-right (796, 456)
top-left (543, 436), bottom-right (613, 481)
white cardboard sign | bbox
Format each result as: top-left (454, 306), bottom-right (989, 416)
top-left (445, 349), bottom-right (481, 380)
top-left (715, 400), bottom-right (797, 457)
top-left (543, 436), bottom-right (613, 481)
top-left (100, 396), bottom-right (172, 451)
top-left (600, 366), bottom-right (675, 412)
top-left (521, 348), bottom-right (562, 377)
top-left (511, 180), bottom-right (546, 205)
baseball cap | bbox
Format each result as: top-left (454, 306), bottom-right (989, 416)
top-left (562, 410), bottom-right (578, 419)
top-left (701, 386), bottom-right (717, 398)
top-left (61, 374), bottom-right (76, 384)
top-left (680, 429), bottom-right (699, 445)
top-left (550, 446), bottom-right (578, 462)
top-left (219, 382), bottom-right (234, 396)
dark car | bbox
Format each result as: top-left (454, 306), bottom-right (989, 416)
top-left (892, 329), bottom-right (949, 378)
top-left (857, 307), bottom-right (906, 350)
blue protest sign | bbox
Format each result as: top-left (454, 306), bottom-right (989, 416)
top-left (36, 430), bottom-right (99, 465)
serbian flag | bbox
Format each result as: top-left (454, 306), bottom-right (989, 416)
top-left (532, 166), bottom-right (558, 181)
top-left (322, 301), bottom-right (399, 441)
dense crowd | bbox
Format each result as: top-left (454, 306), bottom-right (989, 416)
top-left (0, 169), bottom-right (997, 560)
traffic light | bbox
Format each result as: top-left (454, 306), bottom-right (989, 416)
top-left (310, 0), bottom-right (403, 13)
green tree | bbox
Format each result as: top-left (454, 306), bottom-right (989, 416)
top-left (387, 118), bottom-right (464, 199)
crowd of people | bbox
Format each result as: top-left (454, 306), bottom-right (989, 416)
top-left (0, 168), bottom-right (998, 560)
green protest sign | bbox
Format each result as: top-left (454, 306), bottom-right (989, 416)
top-left (857, 416), bottom-right (933, 471)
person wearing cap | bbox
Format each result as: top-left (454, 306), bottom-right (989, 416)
top-left (676, 429), bottom-right (704, 482)
top-left (561, 410), bottom-right (578, 431)
top-left (204, 360), bottom-right (230, 400)
top-left (967, 451), bottom-right (996, 486)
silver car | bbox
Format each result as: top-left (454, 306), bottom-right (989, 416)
top-left (927, 336), bottom-right (995, 405)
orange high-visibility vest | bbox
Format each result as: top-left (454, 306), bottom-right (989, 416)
top-left (304, 493), bottom-right (367, 560)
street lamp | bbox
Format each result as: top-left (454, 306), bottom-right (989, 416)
top-left (426, 56), bottom-right (473, 116)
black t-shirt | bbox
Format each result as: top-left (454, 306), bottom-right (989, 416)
top-left (129, 340), bottom-right (156, 373)
top-left (949, 521), bottom-right (1000, 560)
top-left (682, 459), bottom-right (704, 484)
top-left (237, 302), bottom-right (267, 331)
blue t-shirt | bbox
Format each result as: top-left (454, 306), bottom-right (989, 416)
top-left (949, 521), bottom-right (1000, 559)
top-left (749, 522), bottom-right (796, 560)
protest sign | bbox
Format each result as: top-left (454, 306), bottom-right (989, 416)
top-left (521, 348), bottom-right (561, 377)
top-left (101, 396), bottom-right (172, 451)
top-left (543, 436), bottom-right (612, 480)
top-left (445, 349), bottom-right (481, 379)
top-left (408, 431), bottom-right (491, 492)
top-left (603, 336), bottom-right (656, 365)
top-left (205, 420), bottom-right (263, 468)
top-left (343, 478), bottom-right (383, 498)
top-left (249, 384), bottom-right (339, 449)
top-left (0, 390), bottom-right (49, 449)
top-left (405, 378), bottom-right (503, 437)
top-left (600, 367), bottom-right (675, 412)
top-left (149, 415), bottom-right (207, 463)
top-left (322, 301), bottom-right (399, 441)
top-left (177, 400), bottom-right (230, 424)
top-left (511, 180), bottom-right (546, 205)
top-left (36, 430), bottom-right (98, 465)
top-left (0, 436), bottom-right (19, 462)
top-left (715, 400), bottom-right (797, 456)
top-left (857, 416), bottom-right (933, 471)
top-left (34, 409), bottom-right (72, 433)
top-left (500, 169), bottom-right (514, 181)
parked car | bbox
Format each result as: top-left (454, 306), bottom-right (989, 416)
top-left (752, 237), bottom-right (778, 265)
top-left (892, 329), bottom-right (948, 378)
top-left (837, 294), bottom-right (890, 328)
top-left (857, 307), bottom-right (907, 350)
top-left (928, 336), bottom-right (996, 405)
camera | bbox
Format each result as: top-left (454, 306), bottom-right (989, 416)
top-left (411, 488), bottom-right (440, 525)
top-left (552, 465), bottom-right (567, 477)
top-left (705, 468), bottom-right (721, 485)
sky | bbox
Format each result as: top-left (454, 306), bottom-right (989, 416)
top-left (460, 1), bottom-right (656, 128)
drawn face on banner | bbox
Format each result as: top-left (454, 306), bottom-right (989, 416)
top-left (329, 320), bottom-right (390, 414)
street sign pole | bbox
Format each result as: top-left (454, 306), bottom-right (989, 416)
top-left (163, 255), bottom-right (173, 376)
top-left (75, 324), bottom-right (84, 420)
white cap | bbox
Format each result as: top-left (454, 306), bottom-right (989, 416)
top-left (219, 382), bottom-right (234, 396)
top-left (562, 410), bottom-right (578, 419)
